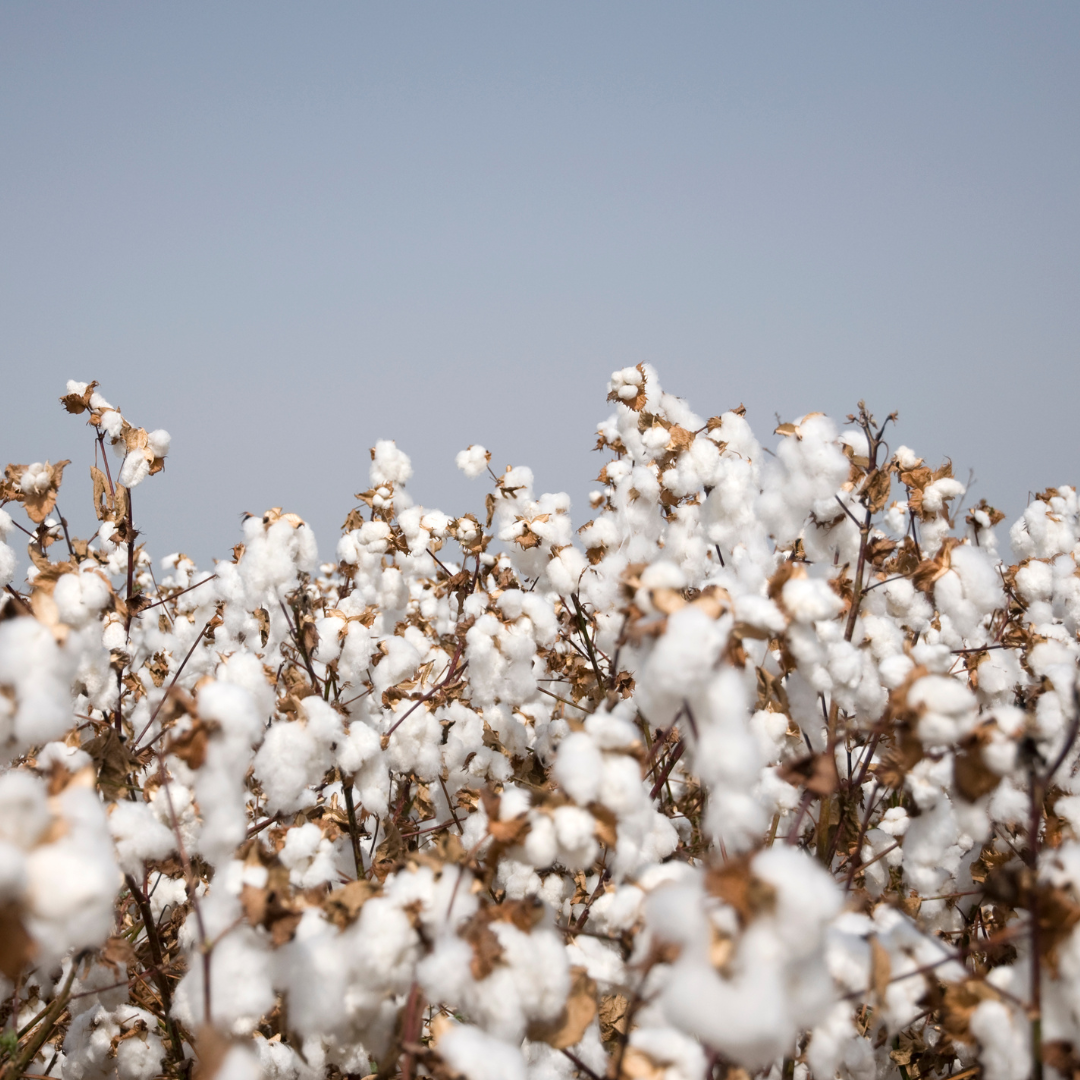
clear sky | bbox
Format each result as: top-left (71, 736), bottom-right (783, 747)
top-left (2, 3), bottom-right (1078, 567)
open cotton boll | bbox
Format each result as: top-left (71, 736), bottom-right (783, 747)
top-left (782, 577), bottom-right (844, 624)
top-left (921, 477), bottom-right (965, 514)
top-left (456, 444), bottom-right (490, 478)
top-left (637, 605), bottom-right (729, 725)
top-left (370, 439), bottom-right (413, 487)
top-left (552, 732), bottom-right (603, 806)
top-left (0, 541), bottom-right (15, 590)
top-left (908, 675), bottom-right (979, 747)
top-left (63, 1004), bottom-right (166, 1080)
top-left (20, 462), bottom-right (53, 495)
top-left (108, 800), bottom-right (176, 876)
top-left (173, 919), bottom-right (275, 1036)
top-left (438, 1024), bottom-right (526, 1080)
top-left (24, 785), bottom-right (120, 962)
top-left (0, 616), bottom-right (76, 759)
top-left (608, 365), bottom-right (645, 402)
top-left (253, 698), bottom-right (343, 814)
top-left (0, 770), bottom-right (52, 849)
top-left (146, 429), bottom-right (171, 458)
top-left (968, 1000), bottom-right (1030, 1080)
top-left (1016, 560), bottom-right (1053, 604)
top-left (53, 569), bottom-right (112, 628)
top-left (118, 450), bottom-right (152, 488)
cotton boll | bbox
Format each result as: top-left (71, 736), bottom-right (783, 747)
top-left (108, 800), bottom-right (176, 876)
top-left (193, 681), bottom-right (266, 864)
top-left (215, 650), bottom-right (276, 721)
top-left (0, 770), bottom-right (52, 849)
top-left (1016, 560), bottom-right (1053, 604)
top-left (64, 1005), bottom-right (165, 1080)
top-left (370, 439), bottom-right (414, 487)
top-left (118, 450), bottom-right (152, 488)
top-left (553, 733), bottom-right (603, 806)
top-left (146, 429), bottom-right (171, 458)
top-left (456, 445), bottom-right (491, 479)
top-left (968, 1000), bottom-right (1030, 1080)
top-left (782, 577), bottom-right (844, 625)
top-left (53, 570), bottom-right (112, 628)
top-left (24, 785), bottom-right (120, 961)
top-left (553, 805), bottom-right (600, 868)
top-left (280, 823), bottom-right (340, 888)
top-left (438, 1024), bottom-right (526, 1080)
top-left (638, 606), bottom-right (729, 726)
top-left (213, 1044), bottom-right (263, 1080)
top-left (254, 722), bottom-right (323, 814)
top-left (975, 648), bottom-right (1024, 704)
top-left (734, 595), bottom-right (787, 635)
top-left (254, 699), bottom-right (344, 815)
top-left (921, 478), bottom-right (965, 514)
top-left (173, 923), bottom-right (275, 1036)
top-left (337, 719), bottom-right (381, 776)
top-left (627, 1028), bottom-right (707, 1080)
top-left (385, 703), bottom-right (442, 780)
top-left (908, 675), bottom-right (979, 747)
top-left (0, 617), bottom-right (76, 759)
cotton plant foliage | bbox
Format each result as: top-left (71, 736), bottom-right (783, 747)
top-left (1, 371), bottom-right (1079, 1080)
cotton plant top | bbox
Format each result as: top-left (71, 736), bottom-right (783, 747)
top-left (0, 367), bottom-right (1077, 1080)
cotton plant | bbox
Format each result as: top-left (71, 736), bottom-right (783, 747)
top-left (0, 371), bottom-right (1078, 1080)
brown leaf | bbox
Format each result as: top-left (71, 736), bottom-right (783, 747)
top-left (102, 935), bottom-right (138, 971)
top-left (165, 718), bottom-right (219, 770)
top-left (487, 815), bottom-right (530, 845)
top-left (665, 425), bottom-right (695, 454)
top-left (85, 726), bottom-right (138, 800)
top-left (869, 935), bottom-right (891, 1003)
top-left (322, 880), bottom-right (378, 929)
top-left (192, 1026), bottom-right (233, 1080)
top-left (239, 883), bottom-right (268, 928)
top-left (526, 967), bottom-right (597, 1049)
top-left (704, 854), bottom-right (777, 926)
top-left (0, 902), bottom-right (36, 980)
top-left (590, 803), bottom-right (618, 848)
top-left (1043, 1041), bottom-right (1080, 1080)
top-left (863, 468), bottom-right (892, 514)
top-left (464, 920), bottom-right (504, 980)
top-left (941, 980), bottom-right (999, 1042)
top-left (599, 993), bottom-right (629, 1044)
top-left (59, 380), bottom-right (98, 415)
top-left (954, 728), bottom-right (1002, 802)
top-left (777, 752), bottom-right (839, 798)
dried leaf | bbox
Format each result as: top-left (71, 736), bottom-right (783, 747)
top-left (102, 935), bottom-right (138, 971)
top-left (599, 993), bottom-right (629, 1043)
top-left (526, 967), bottom-right (597, 1049)
top-left (323, 880), bottom-right (378, 928)
top-left (85, 726), bottom-right (137, 800)
top-left (704, 854), bottom-right (777, 926)
top-left (869, 935), bottom-right (891, 1003)
top-left (863, 468), bottom-right (892, 513)
top-left (0, 902), bottom-right (36, 979)
top-left (165, 718), bottom-right (219, 770)
top-left (59, 380), bottom-right (98, 415)
top-left (777, 752), bottom-right (839, 797)
top-left (590, 803), bottom-right (618, 848)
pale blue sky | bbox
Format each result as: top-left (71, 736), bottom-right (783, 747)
top-left (2, 4), bottom-right (1077, 565)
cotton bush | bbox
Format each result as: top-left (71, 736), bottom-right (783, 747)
top-left (0, 368), bottom-right (1078, 1080)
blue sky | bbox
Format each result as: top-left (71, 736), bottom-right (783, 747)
top-left (2, 4), bottom-right (1077, 565)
